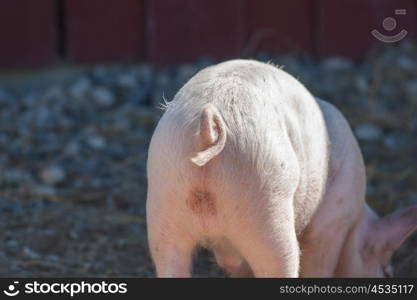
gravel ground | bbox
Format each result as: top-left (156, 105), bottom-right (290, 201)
top-left (0, 41), bottom-right (416, 277)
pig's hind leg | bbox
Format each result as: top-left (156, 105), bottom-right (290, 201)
top-left (147, 190), bottom-right (198, 277)
top-left (148, 221), bottom-right (197, 277)
top-left (229, 200), bottom-right (300, 277)
top-left (151, 242), bottom-right (195, 277)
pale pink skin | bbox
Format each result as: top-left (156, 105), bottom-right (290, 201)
top-left (146, 59), bottom-right (417, 277)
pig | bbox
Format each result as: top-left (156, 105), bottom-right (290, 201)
top-left (146, 59), bottom-right (417, 277)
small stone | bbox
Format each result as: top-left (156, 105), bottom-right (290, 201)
top-left (383, 132), bottom-right (409, 150)
top-left (91, 87), bottom-right (115, 107)
top-left (355, 76), bottom-right (369, 94)
top-left (46, 255), bottom-right (60, 263)
top-left (0, 89), bottom-right (13, 106)
top-left (397, 55), bottom-right (417, 73)
top-left (5, 240), bottom-right (18, 250)
top-left (22, 247), bottom-right (40, 259)
top-left (69, 230), bottom-right (79, 240)
top-left (107, 144), bottom-right (128, 161)
top-left (22, 94), bottom-right (37, 107)
top-left (42, 86), bottom-right (65, 103)
top-left (32, 185), bottom-right (56, 198)
top-left (2, 169), bottom-right (32, 183)
top-left (355, 123), bottom-right (383, 141)
top-left (126, 82), bottom-right (152, 105)
top-left (87, 135), bottom-right (106, 150)
top-left (69, 78), bottom-right (92, 100)
top-left (0, 198), bottom-right (24, 215)
top-left (92, 66), bottom-right (108, 81)
top-left (92, 66), bottom-right (107, 79)
top-left (134, 64), bottom-right (153, 82)
top-left (112, 115), bottom-right (131, 131)
top-left (33, 107), bottom-right (56, 129)
top-left (116, 73), bottom-right (137, 89)
top-left (405, 79), bottom-right (417, 100)
top-left (41, 166), bottom-right (66, 185)
top-left (383, 135), bottom-right (396, 149)
top-left (321, 57), bottom-right (353, 71)
top-left (64, 141), bottom-right (81, 156)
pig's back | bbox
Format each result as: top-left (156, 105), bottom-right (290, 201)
top-left (150, 60), bottom-right (328, 235)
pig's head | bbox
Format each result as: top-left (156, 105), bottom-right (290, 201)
top-left (335, 204), bottom-right (417, 277)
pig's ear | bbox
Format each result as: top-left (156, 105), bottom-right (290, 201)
top-left (375, 205), bottom-right (417, 252)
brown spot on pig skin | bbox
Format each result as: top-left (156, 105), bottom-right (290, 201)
top-left (187, 189), bottom-right (217, 217)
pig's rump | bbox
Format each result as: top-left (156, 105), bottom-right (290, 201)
top-left (146, 60), bottom-right (329, 277)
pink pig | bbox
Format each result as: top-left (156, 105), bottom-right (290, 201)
top-left (146, 59), bottom-right (417, 277)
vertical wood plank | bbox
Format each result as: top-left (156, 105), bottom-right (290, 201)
top-left (66, 0), bottom-right (145, 63)
top-left (246, 0), bottom-right (315, 56)
top-left (146, 0), bottom-right (246, 66)
top-left (0, 0), bottom-right (57, 69)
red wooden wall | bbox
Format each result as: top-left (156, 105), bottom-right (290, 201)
top-left (147, 0), bottom-right (246, 65)
top-left (317, 0), bottom-right (417, 59)
top-left (66, 0), bottom-right (145, 63)
top-left (0, 0), bottom-right (57, 68)
top-left (246, 0), bottom-right (315, 55)
top-left (0, 0), bottom-right (416, 68)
